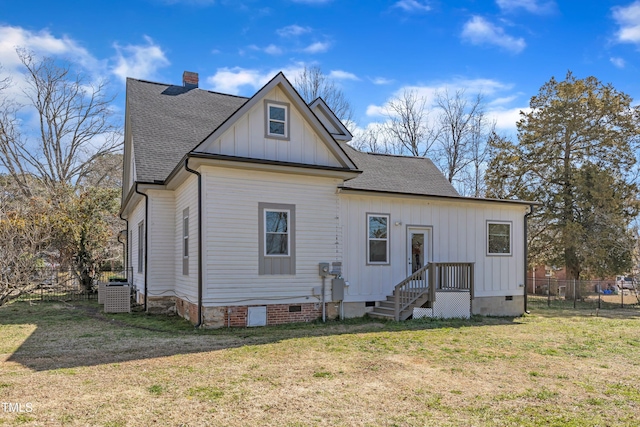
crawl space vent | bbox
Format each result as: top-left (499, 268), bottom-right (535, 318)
top-left (247, 306), bottom-right (267, 327)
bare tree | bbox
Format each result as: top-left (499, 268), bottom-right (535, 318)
top-left (350, 125), bottom-right (401, 154)
top-left (293, 65), bottom-right (354, 124)
top-left (0, 192), bottom-right (53, 305)
top-left (383, 89), bottom-right (438, 157)
top-left (460, 118), bottom-right (495, 197)
top-left (0, 49), bottom-right (121, 197)
top-left (435, 90), bottom-right (493, 195)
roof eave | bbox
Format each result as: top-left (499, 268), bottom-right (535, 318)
top-left (337, 187), bottom-right (539, 206)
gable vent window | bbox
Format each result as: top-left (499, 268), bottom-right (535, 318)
top-left (265, 101), bottom-right (289, 140)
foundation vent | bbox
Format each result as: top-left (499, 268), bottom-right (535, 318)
top-left (247, 306), bottom-right (267, 327)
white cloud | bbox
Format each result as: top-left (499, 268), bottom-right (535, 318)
top-left (496, 0), bottom-right (555, 14)
top-left (366, 78), bottom-right (520, 131)
top-left (489, 106), bottom-right (530, 131)
top-left (264, 44), bottom-right (283, 55)
top-left (111, 36), bottom-right (170, 82)
top-left (461, 16), bottom-right (526, 53)
top-left (610, 56), bottom-right (626, 68)
top-left (302, 41), bottom-right (330, 53)
top-left (206, 64), bottom-right (307, 95)
top-left (277, 24), bottom-right (312, 37)
top-left (371, 77), bottom-right (394, 85)
top-left (329, 70), bottom-right (359, 81)
top-left (365, 104), bottom-right (387, 117)
top-left (613, 1), bottom-right (640, 44)
top-left (488, 95), bottom-right (518, 106)
top-left (0, 25), bottom-right (105, 99)
top-left (0, 25), bottom-right (98, 73)
top-left (248, 44), bottom-right (283, 55)
top-left (394, 0), bottom-right (431, 12)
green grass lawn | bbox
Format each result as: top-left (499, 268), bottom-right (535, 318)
top-left (1, 300), bottom-right (639, 426)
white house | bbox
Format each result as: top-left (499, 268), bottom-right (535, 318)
top-left (120, 71), bottom-right (534, 327)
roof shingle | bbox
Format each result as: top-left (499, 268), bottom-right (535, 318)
top-left (127, 77), bottom-right (458, 198)
top-left (339, 145), bottom-right (459, 197)
top-left (127, 78), bottom-right (247, 182)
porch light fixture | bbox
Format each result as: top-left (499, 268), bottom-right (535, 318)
top-left (394, 221), bottom-right (402, 226)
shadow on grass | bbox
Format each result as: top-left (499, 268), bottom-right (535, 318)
top-left (1, 300), bottom-right (522, 372)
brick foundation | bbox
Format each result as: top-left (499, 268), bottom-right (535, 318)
top-left (173, 298), bottom-right (327, 328)
top-left (175, 298), bottom-right (199, 323)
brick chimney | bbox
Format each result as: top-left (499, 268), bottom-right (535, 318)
top-left (183, 71), bottom-right (199, 89)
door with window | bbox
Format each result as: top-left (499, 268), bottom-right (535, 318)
top-left (407, 227), bottom-right (430, 276)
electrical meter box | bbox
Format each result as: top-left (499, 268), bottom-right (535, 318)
top-left (318, 262), bottom-right (330, 277)
top-left (332, 278), bottom-right (345, 301)
top-left (331, 261), bottom-right (342, 276)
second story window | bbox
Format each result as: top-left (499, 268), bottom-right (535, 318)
top-left (265, 101), bottom-right (289, 139)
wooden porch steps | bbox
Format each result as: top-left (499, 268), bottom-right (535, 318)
top-left (369, 291), bottom-right (431, 321)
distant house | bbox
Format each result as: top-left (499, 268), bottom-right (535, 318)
top-left (120, 71), bottom-right (534, 327)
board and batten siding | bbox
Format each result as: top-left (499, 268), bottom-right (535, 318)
top-left (200, 86), bottom-right (342, 168)
top-left (201, 166), bottom-right (342, 306)
top-left (339, 194), bottom-right (526, 302)
top-left (174, 175), bottom-right (199, 302)
top-left (145, 189), bottom-right (176, 296)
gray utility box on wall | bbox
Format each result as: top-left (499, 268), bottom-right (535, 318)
top-left (332, 278), bottom-right (345, 301)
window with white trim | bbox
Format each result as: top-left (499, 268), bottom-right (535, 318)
top-left (182, 208), bottom-right (189, 276)
top-left (265, 101), bottom-right (289, 139)
top-left (137, 221), bottom-right (144, 273)
top-left (258, 202), bottom-right (295, 275)
top-left (487, 221), bottom-right (512, 256)
top-left (265, 209), bottom-right (289, 256)
top-left (367, 214), bottom-right (389, 264)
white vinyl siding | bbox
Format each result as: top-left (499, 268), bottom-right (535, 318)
top-left (174, 175), bottom-right (198, 301)
top-left (340, 194), bottom-right (526, 301)
top-left (202, 166), bottom-right (341, 305)
top-left (200, 86), bottom-right (342, 167)
top-left (128, 200), bottom-right (146, 294)
top-left (146, 190), bottom-right (177, 296)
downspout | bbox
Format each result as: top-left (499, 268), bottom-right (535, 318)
top-left (134, 183), bottom-right (149, 311)
top-left (118, 213), bottom-right (129, 276)
top-left (524, 204), bottom-right (535, 314)
top-left (184, 157), bottom-right (203, 328)
top-left (117, 230), bottom-right (127, 273)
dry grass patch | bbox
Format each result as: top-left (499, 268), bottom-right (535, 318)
top-left (1, 301), bottom-right (639, 426)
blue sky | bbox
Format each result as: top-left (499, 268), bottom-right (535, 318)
top-left (1, 0), bottom-right (639, 136)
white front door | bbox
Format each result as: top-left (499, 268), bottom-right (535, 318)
top-left (407, 227), bottom-right (430, 276)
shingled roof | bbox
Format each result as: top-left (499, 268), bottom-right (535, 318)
top-left (127, 78), bottom-right (248, 182)
top-left (339, 145), bottom-right (459, 197)
top-left (127, 76), bottom-right (458, 198)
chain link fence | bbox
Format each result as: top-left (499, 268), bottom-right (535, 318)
top-left (527, 277), bottom-right (640, 310)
